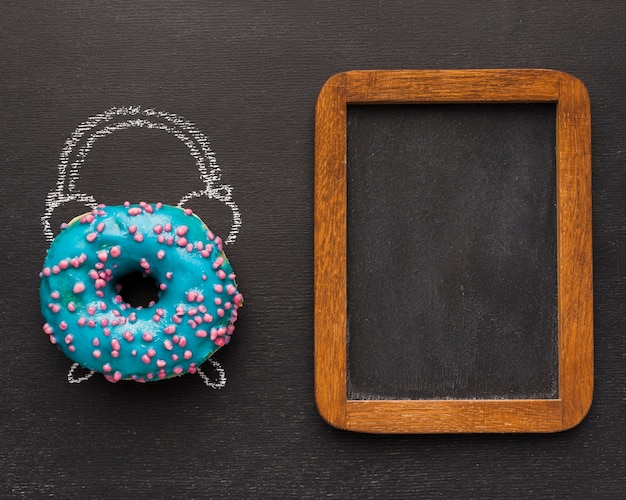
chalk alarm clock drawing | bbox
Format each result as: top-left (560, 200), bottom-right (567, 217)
top-left (40, 106), bottom-right (243, 388)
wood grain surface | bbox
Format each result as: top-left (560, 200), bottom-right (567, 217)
top-left (315, 69), bottom-right (593, 433)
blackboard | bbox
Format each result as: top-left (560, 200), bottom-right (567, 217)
top-left (346, 102), bottom-right (558, 401)
top-left (314, 70), bottom-right (592, 433)
top-left (2, 2), bottom-right (625, 497)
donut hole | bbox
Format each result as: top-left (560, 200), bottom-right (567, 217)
top-left (115, 271), bottom-right (160, 308)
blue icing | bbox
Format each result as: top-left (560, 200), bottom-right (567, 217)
top-left (40, 203), bottom-right (242, 382)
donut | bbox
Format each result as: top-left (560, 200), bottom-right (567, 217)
top-left (40, 202), bottom-right (242, 383)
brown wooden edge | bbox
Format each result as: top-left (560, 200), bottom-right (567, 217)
top-left (314, 69), bottom-right (593, 433)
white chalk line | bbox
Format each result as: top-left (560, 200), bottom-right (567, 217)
top-left (43, 106), bottom-right (241, 389)
top-left (42, 106), bottom-right (241, 246)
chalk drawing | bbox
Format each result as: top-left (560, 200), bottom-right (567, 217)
top-left (42, 106), bottom-right (241, 388)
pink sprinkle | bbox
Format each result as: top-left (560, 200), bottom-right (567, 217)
top-left (184, 350), bottom-right (192, 359)
top-left (144, 204), bottom-right (154, 214)
top-left (187, 320), bottom-right (197, 329)
top-left (147, 348), bottom-right (156, 357)
top-left (50, 290), bottom-right (60, 299)
top-left (52, 265), bottom-right (60, 274)
top-left (214, 284), bottom-right (223, 293)
top-left (157, 235), bottom-right (165, 244)
top-left (234, 293), bottom-right (243, 305)
top-left (68, 345), bottom-right (76, 352)
top-left (213, 257), bottom-right (224, 269)
top-left (64, 334), bottom-right (73, 344)
top-left (164, 340), bottom-right (173, 350)
top-left (196, 293), bottom-right (204, 303)
top-left (92, 337), bottom-right (100, 346)
top-left (71, 258), bottom-right (81, 268)
top-left (95, 262), bottom-right (104, 270)
top-left (186, 291), bottom-right (198, 302)
top-left (184, 208), bottom-right (193, 216)
top-left (111, 350), bottom-right (119, 358)
top-left (59, 321), bottom-right (68, 331)
top-left (103, 363), bottom-right (112, 373)
top-left (89, 269), bottom-right (99, 280)
top-left (96, 222), bottom-right (105, 233)
top-left (171, 354), bottom-right (179, 361)
top-left (226, 284), bottom-right (236, 295)
top-left (196, 329), bottom-right (208, 338)
top-left (86, 232), bottom-right (97, 242)
top-left (177, 237), bottom-right (188, 247)
top-left (167, 237), bottom-right (174, 246)
top-left (43, 323), bottom-right (53, 335)
top-left (110, 246), bottom-right (121, 258)
top-left (97, 250), bottom-right (108, 262)
top-left (142, 332), bottom-right (153, 342)
top-left (152, 314), bottom-right (161, 322)
top-left (113, 371), bottom-right (122, 382)
top-left (186, 243), bottom-right (194, 253)
top-left (111, 339), bottom-right (121, 351)
top-left (134, 233), bottom-right (144, 242)
top-left (59, 260), bottom-right (69, 270)
top-left (172, 315), bottom-right (182, 324)
top-left (201, 249), bottom-right (212, 258)
top-left (157, 250), bottom-right (165, 260)
top-left (87, 320), bottom-right (96, 328)
top-left (50, 303), bottom-right (61, 313)
top-left (153, 225), bottom-right (163, 234)
top-left (77, 317), bottom-right (86, 326)
top-left (100, 318), bottom-right (109, 327)
top-left (156, 202), bottom-right (163, 209)
top-left (164, 325), bottom-right (176, 335)
top-left (217, 308), bottom-right (225, 317)
top-left (217, 270), bottom-right (226, 280)
top-left (173, 366), bottom-right (183, 375)
top-left (202, 274), bottom-right (208, 281)
top-left (164, 222), bottom-right (172, 232)
top-left (128, 207), bottom-right (142, 216)
top-left (214, 297), bottom-right (222, 305)
top-left (141, 354), bottom-right (150, 364)
top-left (123, 331), bottom-right (134, 342)
top-left (42, 267), bottom-right (51, 276)
top-left (178, 337), bottom-right (187, 348)
top-left (95, 279), bottom-right (106, 289)
top-left (166, 272), bottom-right (173, 280)
top-left (203, 313), bottom-right (213, 323)
top-left (160, 283), bottom-right (167, 291)
top-left (156, 359), bottom-right (166, 368)
top-left (207, 230), bottom-right (214, 240)
top-left (92, 350), bottom-right (101, 359)
top-left (49, 335), bottom-right (57, 344)
top-left (129, 225), bottom-right (137, 234)
top-left (214, 337), bottom-right (225, 347)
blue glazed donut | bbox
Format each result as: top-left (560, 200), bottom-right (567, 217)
top-left (40, 202), bottom-right (242, 382)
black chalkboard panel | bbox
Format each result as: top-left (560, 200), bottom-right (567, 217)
top-left (346, 103), bottom-right (558, 400)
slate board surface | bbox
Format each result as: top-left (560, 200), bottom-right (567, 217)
top-left (347, 103), bottom-right (558, 401)
top-left (1, 1), bottom-right (624, 498)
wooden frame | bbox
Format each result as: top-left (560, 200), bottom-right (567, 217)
top-left (314, 69), bottom-right (593, 433)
